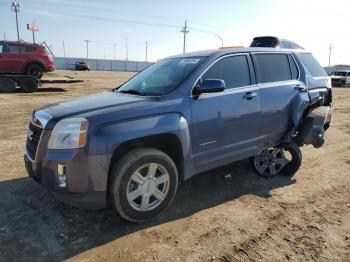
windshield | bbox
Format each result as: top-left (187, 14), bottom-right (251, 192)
top-left (117, 57), bottom-right (204, 96)
top-left (334, 71), bottom-right (347, 76)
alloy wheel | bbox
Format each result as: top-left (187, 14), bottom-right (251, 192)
top-left (253, 147), bottom-right (291, 177)
top-left (126, 163), bottom-right (170, 212)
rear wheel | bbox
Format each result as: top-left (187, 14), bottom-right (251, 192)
top-left (251, 142), bottom-right (302, 178)
top-left (0, 77), bottom-right (17, 93)
top-left (26, 64), bottom-right (44, 79)
top-left (20, 77), bottom-right (39, 93)
top-left (109, 148), bottom-right (178, 222)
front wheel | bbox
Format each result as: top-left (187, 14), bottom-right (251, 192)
top-left (109, 148), bottom-right (178, 222)
top-left (251, 142), bottom-right (302, 178)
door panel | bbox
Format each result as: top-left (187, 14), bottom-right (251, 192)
top-left (2, 43), bottom-right (23, 73)
top-left (258, 80), bottom-right (300, 137)
top-left (0, 43), bottom-right (6, 71)
top-left (190, 54), bottom-right (262, 173)
top-left (252, 52), bottom-right (301, 144)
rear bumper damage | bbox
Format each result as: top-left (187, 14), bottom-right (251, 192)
top-left (295, 105), bottom-right (332, 148)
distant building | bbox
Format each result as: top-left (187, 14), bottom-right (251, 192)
top-left (324, 65), bottom-right (350, 75)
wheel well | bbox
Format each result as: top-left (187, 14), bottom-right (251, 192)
top-left (109, 134), bottom-right (184, 181)
top-left (25, 62), bottom-right (44, 72)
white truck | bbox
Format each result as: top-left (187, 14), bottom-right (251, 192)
top-left (331, 70), bottom-right (350, 87)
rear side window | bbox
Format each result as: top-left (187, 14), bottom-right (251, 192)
top-left (0, 43), bottom-right (3, 53)
top-left (281, 40), bottom-right (291, 48)
top-left (7, 44), bottom-right (21, 53)
top-left (23, 45), bottom-right (36, 52)
top-left (254, 53), bottom-right (292, 83)
top-left (202, 55), bottom-right (251, 89)
top-left (288, 54), bottom-right (299, 79)
top-left (297, 53), bottom-right (327, 77)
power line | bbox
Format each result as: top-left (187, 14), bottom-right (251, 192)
top-left (191, 27), bottom-right (224, 47)
top-left (36, 0), bottom-right (219, 30)
top-left (25, 6), bottom-right (181, 29)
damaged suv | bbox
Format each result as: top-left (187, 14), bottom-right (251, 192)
top-left (24, 47), bottom-right (332, 222)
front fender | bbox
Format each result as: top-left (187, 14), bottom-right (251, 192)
top-left (89, 113), bottom-right (191, 158)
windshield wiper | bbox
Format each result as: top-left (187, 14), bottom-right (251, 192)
top-left (118, 89), bottom-right (144, 96)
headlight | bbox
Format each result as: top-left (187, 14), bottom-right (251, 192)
top-left (48, 118), bottom-right (88, 149)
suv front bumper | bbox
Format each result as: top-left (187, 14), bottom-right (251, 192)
top-left (24, 149), bottom-right (109, 209)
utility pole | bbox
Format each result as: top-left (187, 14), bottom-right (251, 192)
top-left (180, 20), bottom-right (189, 53)
top-left (84, 40), bottom-right (91, 59)
top-left (328, 43), bottom-right (334, 67)
top-left (125, 37), bottom-right (128, 61)
top-left (31, 20), bottom-right (36, 43)
top-left (62, 41), bottom-right (66, 58)
top-left (3, 33), bottom-right (5, 40)
top-left (145, 41), bottom-right (148, 62)
top-left (113, 43), bottom-right (116, 60)
top-left (11, 0), bottom-right (20, 41)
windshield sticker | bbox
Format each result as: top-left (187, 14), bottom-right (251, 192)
top-left (179, 58), bottom-right (201, 64)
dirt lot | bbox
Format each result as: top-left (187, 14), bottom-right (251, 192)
top-left (0, 70), bottom-right (349, 262)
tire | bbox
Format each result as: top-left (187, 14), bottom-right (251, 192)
top-left (26, 64), bottom-right (44, 79)
top-left (109, 147), bottom-right (178, 222)
top-left (0, 77), bottom-right (17, 93)
top-left (251, 142), bottom-right (302, 178)
top-left (20, 77), bottom-right (39, 93)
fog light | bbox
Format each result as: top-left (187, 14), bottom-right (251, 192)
top-left (57, 164), bottom-right (67, 188)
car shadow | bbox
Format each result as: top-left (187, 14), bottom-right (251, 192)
top-left (14, 87), bottom-right (67, 93)
top-left (0, 159), bottom-right (295, 261)
top-left (35, 87), bottom-right (67, 93)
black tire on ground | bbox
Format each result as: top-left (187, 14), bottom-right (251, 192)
top-left (0, 77), bottom-right (17, 93)
top-left (109, 147), bottom-right (178, 222)
top-left (20, 77), bottom-right (39, 93)
top-left (26, 64), bottom-right (44, 79)
top-left (251, 142), bottom-right (302, 178)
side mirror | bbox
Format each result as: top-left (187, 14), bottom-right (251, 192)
top-left (193, 79), bottom-right (226, 96)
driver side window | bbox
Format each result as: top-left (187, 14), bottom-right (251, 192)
top-left (202, 55), bottom-right (251, 89)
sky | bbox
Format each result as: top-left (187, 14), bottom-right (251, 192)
top-left (0, 0), bottom-right (349, 65)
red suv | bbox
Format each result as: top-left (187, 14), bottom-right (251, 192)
top-left (0, 40), bottom-right (55, 79)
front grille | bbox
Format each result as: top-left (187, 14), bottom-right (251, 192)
top-left (26, 122), bottom-right (43, 160)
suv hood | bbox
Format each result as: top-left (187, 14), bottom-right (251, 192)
top-left (36, 91), bottom-right (152, 128)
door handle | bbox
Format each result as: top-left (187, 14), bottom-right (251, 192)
top-left (295, 85), bottom-right (307, 92)
top-left (243, 92), bottom-right (257, 100)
